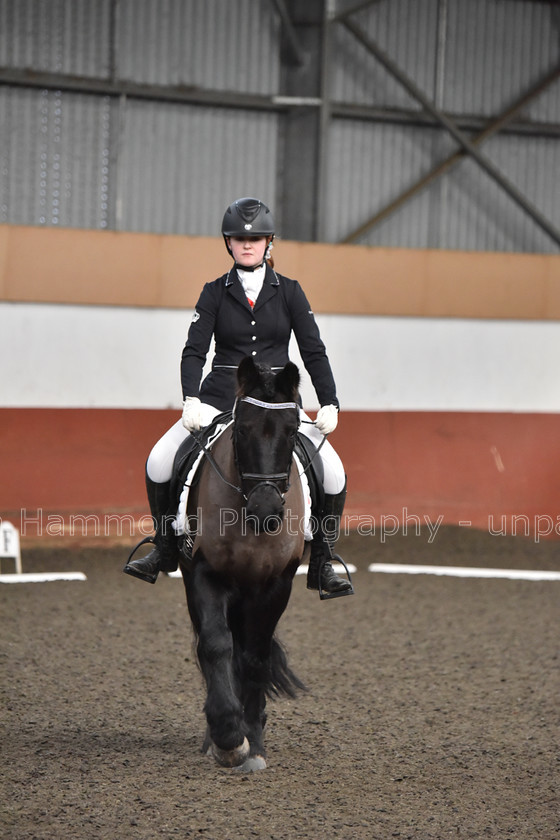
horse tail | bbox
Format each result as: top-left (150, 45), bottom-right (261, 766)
top-left (266, 636), bottom-right (307, 699)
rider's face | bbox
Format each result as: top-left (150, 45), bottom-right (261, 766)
top-left (228, 236), bottom-right (268, 268)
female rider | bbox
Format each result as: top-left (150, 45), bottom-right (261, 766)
top-left (124, 197), bottom-right (351, 596)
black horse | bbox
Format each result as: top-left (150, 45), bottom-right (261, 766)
top-left (177, 357), bottom-right (307, 771)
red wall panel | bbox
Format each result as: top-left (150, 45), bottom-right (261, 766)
top-left (1, 408), bottom-right (559, 538)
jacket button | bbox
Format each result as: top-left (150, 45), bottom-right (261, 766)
top-left (251, 350), bottom-right (257, 356)
top-left (251, 320), bottom-right (256, 326)
top-left (252, 335), bottom-right (257, 341)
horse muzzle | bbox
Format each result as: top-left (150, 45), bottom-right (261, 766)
top-left (244, 480), bottom-right (286, 534)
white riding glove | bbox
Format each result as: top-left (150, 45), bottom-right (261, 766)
top-left (315, 404), bottom-right (339, 435)
top-left (182, 396), bottom-right (203, 432)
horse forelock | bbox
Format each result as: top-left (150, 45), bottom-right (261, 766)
top-left (259, 374), bottom-right (279, 402)
top-left (238, 362), bottom-right (292, 403)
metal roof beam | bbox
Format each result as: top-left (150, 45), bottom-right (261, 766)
top-left (340, 16), bottom-right (560, 248)
top-left (333, 0), bottom-right (385, 21)
top-left (276, 1), bottom-right (326, 241)
top-left (332, 103), bottom-right (560, 138)
top-left (0, 67), bottom-right (286, 111)
top-left (1, 66), bottom-right (557, 139)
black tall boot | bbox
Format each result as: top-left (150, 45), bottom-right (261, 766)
top-left (123, 473), bottom-right (178, 584)
top-left (307, 479), bottom-right (353, 597)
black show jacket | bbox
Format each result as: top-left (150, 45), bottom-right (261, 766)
top-left (181, 265), bottom-right (339, 413)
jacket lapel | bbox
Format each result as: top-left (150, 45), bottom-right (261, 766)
top-left (225, 269), bottom-right (254, 313)
top-left (252, 266), bottom-right (279, 312)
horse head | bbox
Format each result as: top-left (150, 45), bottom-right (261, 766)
top-left (234, 357), bottom-right (301, 533)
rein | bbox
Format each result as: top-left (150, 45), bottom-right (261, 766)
top-left (298, 417), bottom-right (328, 474)
top-left (190, 428), bottom-right (245, 497)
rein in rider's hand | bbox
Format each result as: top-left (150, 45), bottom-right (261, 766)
top-left (315, 404), bottom-right (338, 435)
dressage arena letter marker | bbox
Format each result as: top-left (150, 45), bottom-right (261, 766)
top-left (0, 522), bottom-right (87, 584)
top-left (0, 521), bottom-right (22, 574)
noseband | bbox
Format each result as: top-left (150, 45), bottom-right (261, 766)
top-left (233, 396), bottom-right (300, 503)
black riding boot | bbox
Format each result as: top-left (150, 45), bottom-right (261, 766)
top-left (123, 474), bottom-right (178, 584)
top-left (307, 480), bottom-right (353, 596)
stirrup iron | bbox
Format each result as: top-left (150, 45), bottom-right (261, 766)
top-left (126, 535), bottom-right (157, 564)
top-left (318, 552), bottom-right (355, 601)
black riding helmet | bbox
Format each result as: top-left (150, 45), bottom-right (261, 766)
top-left (221, 197), bottom-right (275, 258)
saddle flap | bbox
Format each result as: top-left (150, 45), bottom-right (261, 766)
top-left (294, 432), bottom-right (324, 514)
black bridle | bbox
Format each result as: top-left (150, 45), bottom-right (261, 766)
top-left (190, 397), bottom-right (326, 502)
top-left (233, 395), bottom-right (300, 504)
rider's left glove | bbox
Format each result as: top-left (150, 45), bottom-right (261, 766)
top-left (315, 404), bottom-right (339, 435)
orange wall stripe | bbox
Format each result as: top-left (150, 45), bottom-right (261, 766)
top-left (2, 224), bottom-right (560, 319)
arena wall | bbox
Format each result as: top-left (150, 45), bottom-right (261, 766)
top-left (2, 225), bottom-right (559, 540)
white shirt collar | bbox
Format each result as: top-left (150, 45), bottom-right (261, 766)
top-left (237, 264), bottom-right (266, 303)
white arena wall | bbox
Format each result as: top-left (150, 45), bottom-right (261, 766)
top-left (1, 302), bottom-right (560, 413)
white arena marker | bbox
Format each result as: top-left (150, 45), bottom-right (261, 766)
top-left (368, 563), bottom-right (560, 581)
top-left (0, 572), bottom-right (87, 584)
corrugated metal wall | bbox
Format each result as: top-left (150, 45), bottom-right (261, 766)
top-left (116, 0), bottom-right (280, 92)
top-left (0, 0), bottom-right (112, 76)
top-left (118, 100), bottom-right (279, 234)
top-left (327, 0), bottom-right (560, 252)
top-left (0, 0), bottom-right (280, 89)
top-left (0, 0), bottom-right (558, 252)
top-left (0, 0), bottom-right (281, 234)
top-left (1, 86), bottom-right (114, 229)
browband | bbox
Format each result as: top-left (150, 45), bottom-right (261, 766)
top-left (238, 396), bottom-right (299, 411)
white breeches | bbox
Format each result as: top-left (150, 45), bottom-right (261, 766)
top-left (146, 406), bottom-right (346, 495)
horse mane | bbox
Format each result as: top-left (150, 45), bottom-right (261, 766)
top-left (237, 357), bottom-right (300, 403)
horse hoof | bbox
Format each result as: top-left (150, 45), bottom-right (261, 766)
top-left (235, 755), bottom-right (267, 773)
top-left (211, 737), bottom-right (250, 768)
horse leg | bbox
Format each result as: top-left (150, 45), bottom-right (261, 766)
top-left (185, 560), bottom-right (249, 767)
top-left (235, 570), bottom-right (297, 771)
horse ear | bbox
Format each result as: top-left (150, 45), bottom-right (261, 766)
top-left (237, 356), bottom-right (261, 396)
top-left (275, 362), bottom-right (300, 400)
